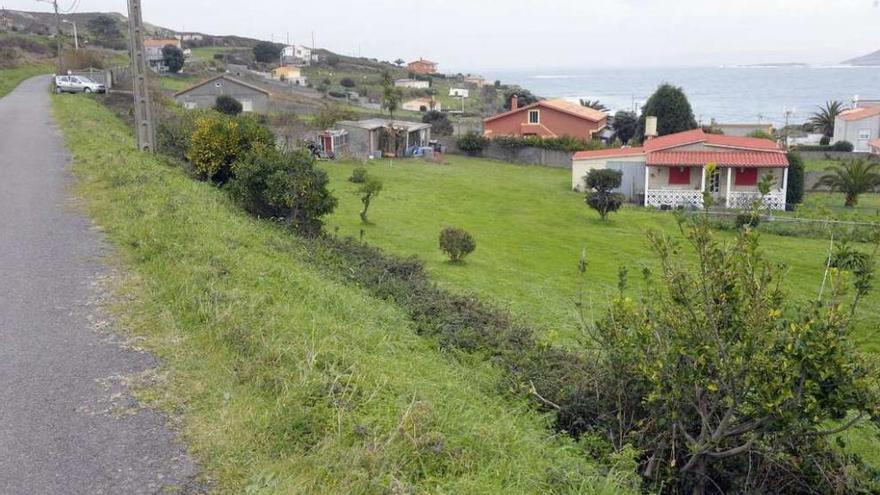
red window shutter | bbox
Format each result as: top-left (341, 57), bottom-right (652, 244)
top-left (668, 166), bottom-right (691, 185)
top-left (734, 168), bottom-right (758, 186)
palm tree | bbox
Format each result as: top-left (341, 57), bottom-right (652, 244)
top-left (813, 159), bottom-right (880, 207)
top-left (580, 99), bottom-right (608, 112)
top-left (809, 101), bottom-right (847, 137)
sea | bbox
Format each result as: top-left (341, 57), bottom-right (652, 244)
top-left (480, 66), bottom-right (880, 127)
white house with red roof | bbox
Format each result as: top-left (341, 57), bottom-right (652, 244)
top-left (572, 128), bottom-right (790, 210)
top-left (833, 99), bottom-right (880, 152)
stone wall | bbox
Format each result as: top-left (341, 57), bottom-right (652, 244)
top-left (440, 137), bottom-right (572, 169)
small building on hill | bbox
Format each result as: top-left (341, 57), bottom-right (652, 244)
top-left (395, 78), bottom-right (430, 89)
top-left (571, 128), bottom-right (790, 210)
top-left (144, 38), bottom-right (182, 71)
top-left (483, 97), bottom-right (608, 140)
top-left (402, 97), bottom-right (441, 112)
top-left (711, 122), bottom-right (774, 137)
top-left (272, 66), bottom-right (307, 86)
top-left (174, 74), bottom-right (270, 114)
top-left (407, 58), bottom-right (438, 75)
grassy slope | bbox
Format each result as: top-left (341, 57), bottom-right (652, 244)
top-left (0, 64), bottom-right (54, 98)
top-left (53, 96), bottom-right (631, 494)
top-left (322, 157), bottom-right (880, 355)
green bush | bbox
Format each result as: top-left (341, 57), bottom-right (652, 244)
top-left (786, 151), bottom-right (805, 206)
top-left (422, 110), bottom-right (453, 136)
top-left (186, 114), bottom-right (275, 183)
top-left (734, 211), bottom-right (761, 228)
top-left (349, 167), bottom-right (368, 183)
top-left (820, 135), bottom-right (831, 146)
top-left (456, 132), bottom-right (489, 156)
top-left (493, 135), bottom-right (603, 153)
top-left (439, 227), bottom-right (476, 262)
top-left (213, 95), bottom-right (242, 116)
top-left (339, 77), bottom-right (356, 88)
top-left (584, 169), bottom-right (625, 220)
top-left (832, 140), bottom-right (854, 152)
top-left (227, 148), bottom-right (337, 236)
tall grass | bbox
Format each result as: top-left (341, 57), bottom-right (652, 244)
top-left (52, 95), bottom-right (634, 493)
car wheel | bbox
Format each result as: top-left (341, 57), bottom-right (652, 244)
top-left (83, 88), bottom-right (92, 93)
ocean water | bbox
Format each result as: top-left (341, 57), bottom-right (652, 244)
top-left (483, 66), bottom-right (880, 127)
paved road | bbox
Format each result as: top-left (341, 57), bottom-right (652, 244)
top-left (0, 77), bottom-right (199, 493)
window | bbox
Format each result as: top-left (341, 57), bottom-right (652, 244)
top-left (858, 129), bottom-right (872, 140)
top-left (241, 100), bottom-right (253, 113)
top-left (709, 169), bottom-right (721, 193)
top-left (734, 167), bottom-right (758, 186)
top-left (668, 166), bottom-right (691, 185)
top-left (528, 110), bottom-right (539, 124)
top-left (184, 102), bottom-right (197, 110)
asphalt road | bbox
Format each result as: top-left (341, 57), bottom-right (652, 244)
top-left (0, 76), bottom-right (200, 493)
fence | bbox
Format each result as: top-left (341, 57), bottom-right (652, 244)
top-left (69, 68), bottom-right (113, 89)
top-left (440, 137), bottom-right (572, 168)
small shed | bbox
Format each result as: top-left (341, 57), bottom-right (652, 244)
top-left (174, 75), bottom-right (270, 114)
top-left (336, 119), bottom-right (432, 159)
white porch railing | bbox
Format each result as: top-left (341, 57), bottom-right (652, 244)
top-left (726, 191), bottom-right (786, 211)
top-left (645, 190), bottom-right (704, 209)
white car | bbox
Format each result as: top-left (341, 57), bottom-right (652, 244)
top-left (54, 75), bottom-right (106, 94)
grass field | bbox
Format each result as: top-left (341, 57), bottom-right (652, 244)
top-left (0, 64), bottom-right (53, 98)
top-left (322, 157), bottom-right (880, 355)
top-left (53, 95), bottom-right (634, 493)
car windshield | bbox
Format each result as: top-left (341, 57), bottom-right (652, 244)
top-left (78, 77), bottom-right (95, 83)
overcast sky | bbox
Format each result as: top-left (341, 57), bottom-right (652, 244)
top-left (5, 0), bottom-right (879, 69)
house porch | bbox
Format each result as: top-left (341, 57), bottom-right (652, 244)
top-left (644, 165), bottom-right (788, 210)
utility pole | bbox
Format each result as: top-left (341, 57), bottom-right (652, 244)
top-left (127, 0), bottom-right (155, 152)
top-left (37, 0), bottom-right (62, 73)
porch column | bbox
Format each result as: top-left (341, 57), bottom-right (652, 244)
top-left (782, 167), bottom-right (789, 194)
top-left (726, 167), bottom-right (732, 208)
top-left (700, 166), bottom-right (707, 209)
top-left (644, 165), bottom-right (650, 207)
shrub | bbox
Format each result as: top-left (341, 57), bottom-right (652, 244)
top-left (456, 132), bottom-right (489, 156)
top-left (584, 169), bottom-right (625, 220)
top-left (357, 176), bottom-right (383, 223)
top-left (213, 95), bottom-right (242, 115)
top-left (339, 77), bottom-right (356, 88)
top-left (747, 129), bottom-right (774, 140)
top-left (819, 135), bottom-right (831, 146)
top-left (227, 148), bottom-right (337, 236)
top-left (186, 114), bottom-right (275, 183)
top-left (734, 211), bottom-right (761, 228)
top-left (349, 167), bottom-right (368, 183)
top-left (439, 227), bottom-right (476, 262)
top-left (253, 41), bottom-right (282, 63)
top-left (831, 140), bottom-right (854, 152)
top-left (162, 44), bottom-right (185, 73)
top-left (786, 151), bottom-right (805, 206)
top-left (421, 110), bottom-right (453, 136)
top-left (327, 90), bottom-right (347, 99)
top-left (493, 135), bottom-right (603, 153)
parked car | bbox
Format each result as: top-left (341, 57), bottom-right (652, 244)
top-left (54, 75), bottom-right (106, 94)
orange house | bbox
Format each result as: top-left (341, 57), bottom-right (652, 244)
top-left (407, 58), bottom-right (438, 75)
top-left (483, 97), bottom-right (607, 140)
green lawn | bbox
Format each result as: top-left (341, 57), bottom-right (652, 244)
top-left (0, 64), bottom-right (54, 98)
top-left (322, 157), bottom-right (880, 355)
top-left (53, 95), bottom-right (632, 493)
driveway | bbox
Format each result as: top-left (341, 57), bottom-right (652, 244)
top-left (0, 76), bottom-right (200, 493)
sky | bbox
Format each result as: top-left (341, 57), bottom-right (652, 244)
top-left (4, 0), bottom-right (880, 70)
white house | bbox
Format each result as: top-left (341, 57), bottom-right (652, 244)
top-left (395, 79), bottom-right (430, 89)
top-left (282, 45), bottom-right (312, 65)
top-left (833, 98), bottom-right (880, 152)
top-left (402, 97), bottom-right (441, 112)
top-left (572, 128), bottom-right (790, 210)
top-left (449, 88), bottom-right (469, 98)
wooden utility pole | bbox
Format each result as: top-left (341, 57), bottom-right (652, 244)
top-left (126, 0), bottom-right (155, 152)
top-left (37, 0), bottom-right (62, 73)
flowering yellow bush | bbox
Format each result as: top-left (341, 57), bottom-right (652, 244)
top-left (186, 115), bottom-right (274, 183)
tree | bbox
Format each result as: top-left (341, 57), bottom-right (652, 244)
top-left (785, 151), bottom-right (805, 206)
top-left (502, 88), bottom-right (539, 110)
top-left (186, 114), bottom-right (275, 183)
top-left (228, 148), bottom-right (337, 236)
top-left (381, 82), bottom-right (403, 119)
top-left (421, 110), bottom-right (453, 136)
top-left (162, 44), bottom-right (185, 73)
top-left (813, 158), bottom-right (880, 207)
top-left (579, 99), bottom-right (608, 112)
top-left (809, 101), bottom-right (847, 138)
top-left (253, 41), bottom-right (282, 63)
top-left (213, 95), bottom-right (242, 116)
top-left (612, 110), bottom-right (638, 144)
top-left (85, 15), bottom-right (121, 43)
top-left (573, 215), bottom-right (880, 493)
top-left (636, 83), bottom-right (698, 140)
top-left (313, 104), bottom-right (354, 130)
top-left (393, 58), bottom-right (405, 67)
top-left (358, 176), bottom-right (383, 223)
top-left (439, 227), bottom-right (476, 262)
top-left (584, 169), bottom-right (625, 220)
top-left (339, 77), bottom-right (356, 88)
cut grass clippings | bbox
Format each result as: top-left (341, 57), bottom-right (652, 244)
top-left (52, 95), bottom-right (635, 493)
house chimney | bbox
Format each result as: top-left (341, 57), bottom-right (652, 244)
top-left (645, 116), bottom-right (658, 140)
top-left (511, 95), bottom-right (519, 111)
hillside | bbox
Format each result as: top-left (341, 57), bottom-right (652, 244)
top-left (841, 48), bottom-right (880, 66)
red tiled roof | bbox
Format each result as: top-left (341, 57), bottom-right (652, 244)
top-left (642, 129), bottom-right (783, 152)
top-left (573, 147), bottom-right (645, 160)
top-left (484, 98), bottom-right (607, 124)
top-left (840, 106), bottom-right (880, 121)
top-left (647, 151), bottom-right (789, 167)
